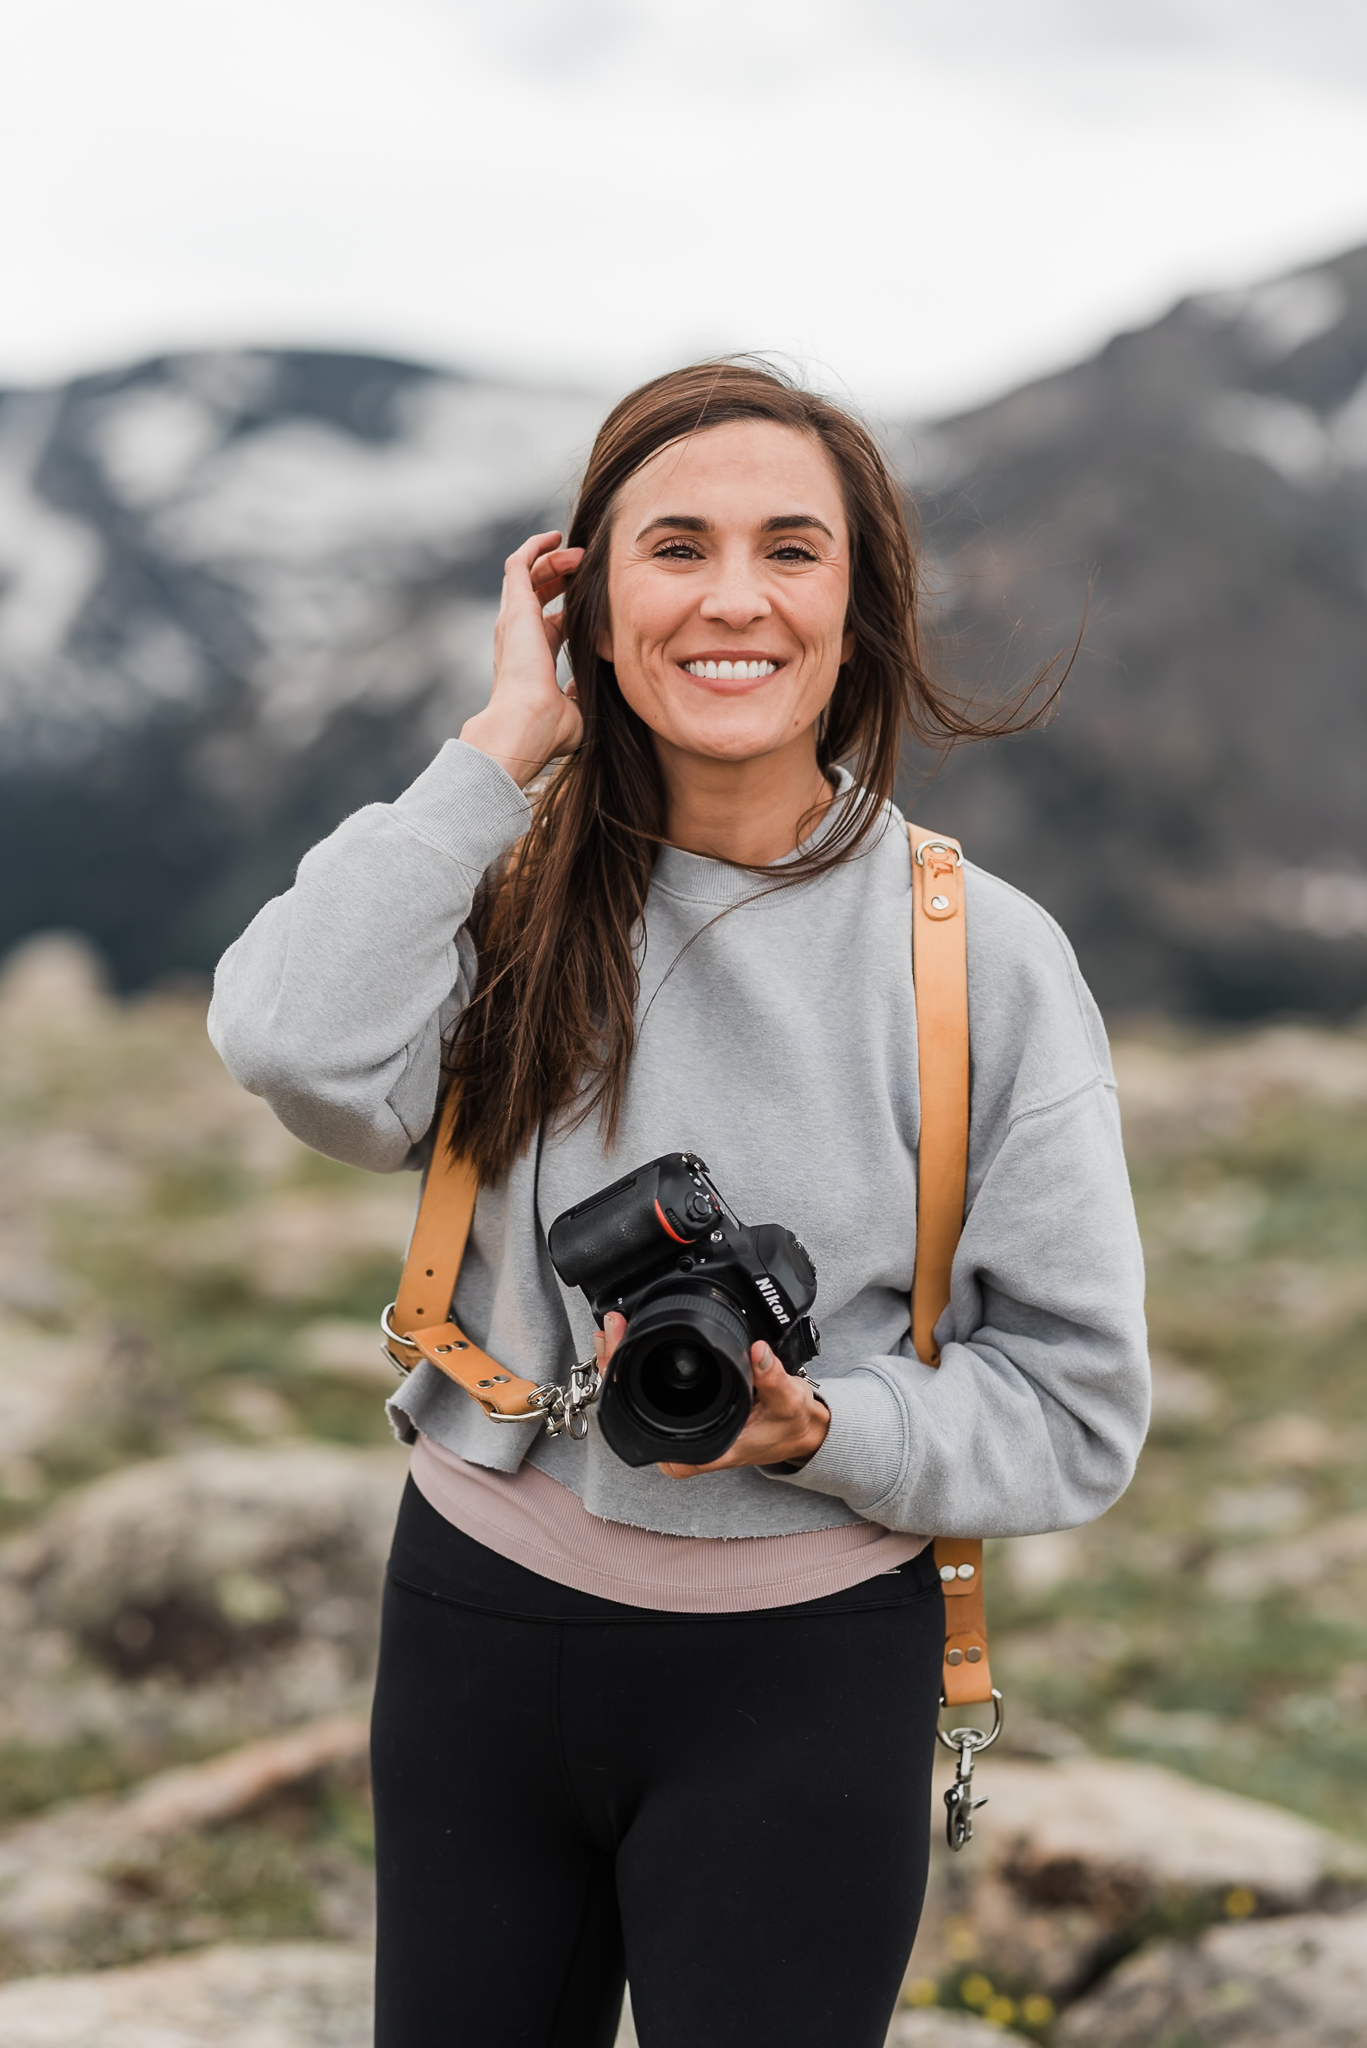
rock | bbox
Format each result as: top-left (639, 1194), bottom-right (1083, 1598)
top-left (1205, 1481), bottom-right (1311, 1536)
top-left (1057, 1902), bottom-right (1367, 2047)
top-left (0, 1443), bottom-right (403, 1685)
top-left (0, 1941), bottom-right (373, 2046)
top-left (1003, 1530), bottom-right (1086, 1596)
top-left (0, 1717), bottom-right (369, 1972)
top-left (0, 1316), bottom-right (104, 1462)
top-left (886, 2013), bottom-right (1032, 2046)
top-left (0, 1945), bottom-right (1023, 2048)
top-left (0, 934), bottom-right (110, 1025)
top-left (906, 1751), bottom-right (1367, 2003)
top-left (1240, 1411), bottom-right (1359, 1470)
top-left (296, 1319), bottom-right (401, 1385)
top-left (1148, 1352), bottom-right (1225, 1426)
top-left (614, 1991), bottom-right (1024, 2047)
top-left (1208, 1509), bottom-right (1367, 1605)
top-left (984, 1752), bottom-right (1363, 1904)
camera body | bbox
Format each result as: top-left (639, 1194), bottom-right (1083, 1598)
top-left (548, 1153), bottom-right (819, 1467)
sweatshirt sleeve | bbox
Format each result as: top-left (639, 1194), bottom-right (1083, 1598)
top-left (772, 1075), bottom-right (1149, 1537)
top-left (207, 741), bottom-right (531, 1171)
top-left (767, 861), bottom-right (1150, 1540)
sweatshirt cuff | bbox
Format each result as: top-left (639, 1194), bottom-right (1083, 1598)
top-left (762, 1370), bottom-right (911, 1515)
top-left (392, 739), bottom-right (532, 873)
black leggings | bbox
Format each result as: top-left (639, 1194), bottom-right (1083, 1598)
top-left (371, 1481), bottom-right (943, 2048)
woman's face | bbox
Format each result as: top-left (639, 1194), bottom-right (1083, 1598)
top-left (599, 419), bottom-right (854, 767)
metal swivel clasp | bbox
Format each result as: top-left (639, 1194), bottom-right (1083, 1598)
top-left (936, 1690), bottom-right (1003, 1852)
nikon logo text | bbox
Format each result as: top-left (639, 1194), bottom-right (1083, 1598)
top-left (755, 1276), bottom-right (791, 1325)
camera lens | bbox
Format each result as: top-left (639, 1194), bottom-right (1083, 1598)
top-left (604, 1287), bottom-right (751, 1462)
top-left (637, 1340), bottom-right (723, 1419)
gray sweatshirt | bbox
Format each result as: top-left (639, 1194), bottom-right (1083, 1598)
top-left (208, 740), bottom-right (1149, 1541)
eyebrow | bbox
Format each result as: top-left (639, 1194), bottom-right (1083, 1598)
top-left (634, 512), bottom-right (836, 543)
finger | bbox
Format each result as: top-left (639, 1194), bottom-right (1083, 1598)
top-left (499, 534), bottom-right (567, 609)
top-left (601, 1311), bottom-right (628, 1364)
top-left (749, 1343), bottom-right (792, 1404)
top-left (529, 547), bottom-right (584, 588)
top-left (508, 530), bottom-right (564, 572)
top-left (659, 1451), bottom-right (732, 1478)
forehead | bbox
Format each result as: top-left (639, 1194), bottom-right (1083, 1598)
top-left (614, 419), bottom-right (846, 536)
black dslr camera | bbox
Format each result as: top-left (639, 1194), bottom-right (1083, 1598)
top-left (548, 1153), bottom-right (819, 1467)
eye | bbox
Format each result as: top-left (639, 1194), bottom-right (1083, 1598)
top-left (652, 539), bottom-right (704, 562)
top-left (769, 542), bottom-right (820, 564)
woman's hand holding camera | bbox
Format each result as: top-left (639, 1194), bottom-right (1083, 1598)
top-left (593, 1313), bottom-right (830, 1479)
top-left (461, 531), bottom-right (585, 788)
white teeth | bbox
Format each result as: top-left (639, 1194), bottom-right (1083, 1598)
top-left (684, 659), bottom-right (777, 680)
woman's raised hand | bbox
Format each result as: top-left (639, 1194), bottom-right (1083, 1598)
top-left (460, 531), bottom-right (586, 787)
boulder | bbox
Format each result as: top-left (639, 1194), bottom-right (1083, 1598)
top-left (0, 1317), bottom-right (104, 1467)
top-left (0, 1941), bottom-right (373, 2047)
top-left (0, 1716), bottom-right (370, 1974)
top-left (886, 2013), bottom-right (1033, 2046)
top-left (0, 1443), bottom-right (404, 1685)
top-left (1208, 1509), bottom-right (1367, 1607)
top-left (1057, 1902), bottom-right (1367, 2047)
top-left (906, 1751), bottom-right (1367, 2003)
top-left (613, 1991), bottom-right (1026, 2047)
top-left (0, 1948), bottom-right (1028, 2048)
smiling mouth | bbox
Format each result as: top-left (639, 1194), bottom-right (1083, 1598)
top-left (681, 659), bottom-right (780, 680)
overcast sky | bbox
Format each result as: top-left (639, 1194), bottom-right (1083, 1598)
top-left (5, 0), bottom-right (1367, 417)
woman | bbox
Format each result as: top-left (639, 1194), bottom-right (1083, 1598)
top-left (210, 361), bottom-right (1148, 2048)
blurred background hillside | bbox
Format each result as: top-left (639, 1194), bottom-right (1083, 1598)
top-left (2, 241), bottom-right (1366, 1014)
top-left (3, 0), bottom-right (1367, 2041)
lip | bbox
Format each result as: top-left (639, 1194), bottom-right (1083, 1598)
top-left (681, 651), bottom-right (787, 665)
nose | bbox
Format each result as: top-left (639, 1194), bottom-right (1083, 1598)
top-left (698, 550), bottom-right (772, 631)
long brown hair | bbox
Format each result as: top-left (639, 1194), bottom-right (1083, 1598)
top-left (450, 359), bottom-right (1059, 1178)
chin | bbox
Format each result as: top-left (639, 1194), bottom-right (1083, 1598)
top-left (668, 714), bottom-right (799, 763)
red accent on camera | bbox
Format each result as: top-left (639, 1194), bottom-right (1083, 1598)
top-left (653, 1199), bottom-right (690, 1244)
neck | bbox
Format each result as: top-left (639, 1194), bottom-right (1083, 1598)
top-left (655, 730), bottom-right (834, 868)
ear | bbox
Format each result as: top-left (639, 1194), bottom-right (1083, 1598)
top-left (840, 628), bottom-right (856, 665)
top-left (596, 627), bottom-right (614, 662)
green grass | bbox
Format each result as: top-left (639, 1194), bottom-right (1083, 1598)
top-left (985, 1074), bottom-right (1367, 1838)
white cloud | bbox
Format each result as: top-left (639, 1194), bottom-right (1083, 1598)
top-left (1, 0), bottom-right (1365, 413)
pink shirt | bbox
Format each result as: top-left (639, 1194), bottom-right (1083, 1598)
top-left (410, 1432), bottom-right (928, 1614)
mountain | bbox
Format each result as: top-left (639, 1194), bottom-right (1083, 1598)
top-left (0, 351), bottom-right (602, 985)
top-left (0, 250), bottom-right (1365, 1014)
top-left (907, 244), bottom-right (1367, 1017)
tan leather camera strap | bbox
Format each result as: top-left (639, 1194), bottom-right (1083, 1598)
top-left (382, 1087), bottom-right (545, 1419)
top-left (907, 824), bottom-right (994, 1712)
top-left (384, 824), bottom-right (992, 1706)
